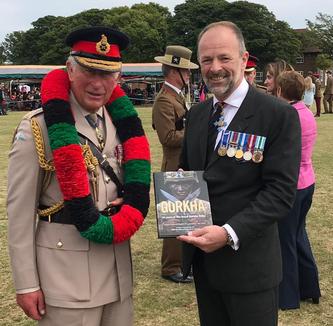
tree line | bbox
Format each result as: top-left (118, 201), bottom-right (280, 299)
top-left (0, 0), bottom-right (332, 69)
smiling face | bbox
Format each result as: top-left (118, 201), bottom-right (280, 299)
top-left (264, 66), bottom-right (275, 94)
top-left (198, 25), bottom-right (248, 101)
top-left (67, 59), bottom-right (120, 112)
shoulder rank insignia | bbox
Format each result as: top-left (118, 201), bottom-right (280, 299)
top-left (96, 34), bottom-right (111, 55)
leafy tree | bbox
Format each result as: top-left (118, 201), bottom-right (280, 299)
top-left (103, 3), bottom-right (170, 62)
top-left (315, 54), bottom-right (333, 71)
top-left (168, 0), bottom-right (228, 56)
top-left (224, 2), bottom-right (301, 64)
top-left (168, 0), bottom-right (301, 67)
top-left (267, 20), bottom-right (301, 65)
top-left (0, 45), bottom-right (5, 63)
top-left (1, 4), bottom-right (170, 64)
top-left (307, 13), bottom-right (333, 58)
top-left (2, 31), bottom-right (26, 64)
top-left (296, 28), bottom-right (321, 51)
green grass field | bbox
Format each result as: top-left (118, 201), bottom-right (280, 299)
top-left (0, 108), bottom-right (332, 326)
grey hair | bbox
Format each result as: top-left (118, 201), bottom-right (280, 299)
top-left (67, 55), bottom-right (79, 68)
top-left (162, 64), bottom-right (174, 77)
top-left (197, 21), bottom-right (246, 60)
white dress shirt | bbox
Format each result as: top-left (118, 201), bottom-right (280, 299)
top-left (212, 78), bottom-right (249, 250)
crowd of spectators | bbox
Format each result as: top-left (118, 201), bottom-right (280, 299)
top-left (0, 84), bottom-right (41, 112)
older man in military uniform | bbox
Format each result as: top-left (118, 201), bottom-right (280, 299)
top-left (152, 45), bottom-right (198, 283)
top-left (244, 54), bottom-right (267, 92)
top-left (7, 26), bottom-right (150, 326)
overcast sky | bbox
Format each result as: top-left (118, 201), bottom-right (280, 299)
top-left (1, 0), bottom-right (332, 44)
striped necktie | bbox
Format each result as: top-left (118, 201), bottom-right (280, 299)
top-left (86, 113), bottom-right (105, 150)
top-left (206, 102), bottom-right (225, 164)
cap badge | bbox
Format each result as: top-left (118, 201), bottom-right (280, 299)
top-left (171, 55), bottom-right (180, 65)
top-left (96, 34), bottom-right (111, 55)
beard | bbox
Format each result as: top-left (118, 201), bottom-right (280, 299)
top-left (203, 71), bottom-right (235, 99)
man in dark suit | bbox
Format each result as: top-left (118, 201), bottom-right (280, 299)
top-left (178, 21), bottom-right (301, 326)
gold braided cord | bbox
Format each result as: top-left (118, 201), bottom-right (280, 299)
top-left (82, 144), bottom-right (99, 173)
top-left (37, 201), bottom-right (64, 217)
top-left (31, 118), bottom-right (55, 171)
top-left (30, 119), bottom-right (99, 218)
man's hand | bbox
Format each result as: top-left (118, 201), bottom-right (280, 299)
top-left (16, 290), bottom-right (45, 321)
top-left (177, 225), bottom-right (228, 253)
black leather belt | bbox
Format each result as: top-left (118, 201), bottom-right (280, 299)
top-left (39, 206), bottom-right (120, 224)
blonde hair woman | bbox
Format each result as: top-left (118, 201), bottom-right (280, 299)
top-left (303, 76), bottom-right (315, 108)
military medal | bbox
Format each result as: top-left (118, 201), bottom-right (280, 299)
top-left (252, 135), bottom-right (266, 163)
top-left (218, 131), bottom-right (230, 156)
top-left (243, 134), bottom-right (256, 161)
top-left (227, 131), bottom-right (238, 157)
top-left (252, 151), bottom-right (263, 163)
top-left (235, 133), bottom-right (245, 160)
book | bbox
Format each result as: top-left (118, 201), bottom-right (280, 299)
top-left (153, 170), bottom-right (213, 238)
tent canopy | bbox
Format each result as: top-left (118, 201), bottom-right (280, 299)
top-left (0, 63), bottom-right (163, 80)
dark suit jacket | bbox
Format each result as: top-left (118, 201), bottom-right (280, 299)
top-left (180, 86), bottom-right (301, 293)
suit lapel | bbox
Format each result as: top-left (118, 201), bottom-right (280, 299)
top-left (198, 98), bottom-right (213, 168)
top-left (206, 87), bottom-right (257, 169)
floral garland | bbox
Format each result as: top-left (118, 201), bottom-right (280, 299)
top-left (41, 69), bottom-right (151, 244)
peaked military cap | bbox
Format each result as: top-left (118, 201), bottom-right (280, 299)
top-left (154, 45), bottom-right (198, 69)
top-left (65, 26), bottom-right (130, 72)
top-left (245, 55), bottom-right (259, 72)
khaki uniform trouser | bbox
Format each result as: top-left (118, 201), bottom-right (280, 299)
top-left (161, 238), bottom-right (182, 275)
top-left (38, 296), bottom-right (133, 326)
top-left (323, 94), bottom-right (333, 112)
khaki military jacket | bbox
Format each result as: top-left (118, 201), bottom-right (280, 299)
top-left (324, 75), bottom-right (333, 95)
top-left (314, 78), bottom-right (322, 97)
top-left (7, 95), bottom-right (133, 308)
top-left (152, 84), bottom-right (187, 171)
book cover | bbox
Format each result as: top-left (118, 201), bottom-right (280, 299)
top-left (153, 170), bottom-right (213, 238)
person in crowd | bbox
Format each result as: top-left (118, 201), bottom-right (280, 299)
top-left (152, 45), bottom-right (198, 283)
top-left (7, 26), bottom-right (151, 326)
top-left (199, 81), bottom-right (209, 102)
top-left (312, 72), bottom-right (322, 117)
top-left (275, 70), bottom-right (321, 310)
top-left (0, 85), bottom-right (7, 115)
top-left (244, 54), bottom-right (266, 92)
top-left (303, 76), bottom-right (315, 109)
top-left (177, 21), bottom-right (301, 326)
top-left (323, 70), bottom-right (333, 114)
top-left (265, 59), bottom-right (294, 96)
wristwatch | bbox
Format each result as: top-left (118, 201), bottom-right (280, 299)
top-left (222, 227), bottom-right (234, 246)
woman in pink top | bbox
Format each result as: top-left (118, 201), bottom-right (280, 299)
top-left (275, 70), bottom-right (321, 310)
